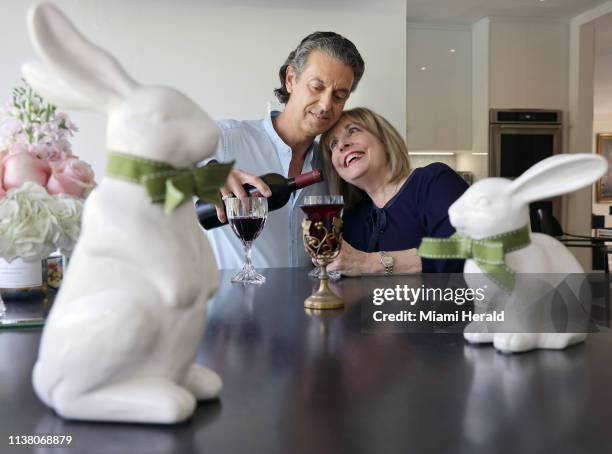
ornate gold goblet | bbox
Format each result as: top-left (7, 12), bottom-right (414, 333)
top-left (300, 195), bottom-right (344, 310)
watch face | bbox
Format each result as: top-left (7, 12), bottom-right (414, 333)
top-left (382, 255), bottom-right (393, 267)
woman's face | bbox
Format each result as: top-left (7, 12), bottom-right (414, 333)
top-left (328, 119), bottom-right (389, 187)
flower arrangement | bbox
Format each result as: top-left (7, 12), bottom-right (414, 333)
top-left (0, 80), bottom-right (95, 262)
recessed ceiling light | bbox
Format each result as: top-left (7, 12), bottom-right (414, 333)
top-left (449, 48), bottom-right (456, 53)
top-left (539, 0), bottom-right (546, 2)
top-left (420, 66), bottom-right (427, 71)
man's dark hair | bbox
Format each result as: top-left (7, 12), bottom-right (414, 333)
top-left (274, 32), bottom-right (365, 104)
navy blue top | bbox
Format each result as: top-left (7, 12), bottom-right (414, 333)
top-left (343, 162), bottom-right (469, 273)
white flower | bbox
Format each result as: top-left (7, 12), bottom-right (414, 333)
top-left (0, 182), bottom-right (84, 261)
top-left (47, 194), bottom-right (83, 253)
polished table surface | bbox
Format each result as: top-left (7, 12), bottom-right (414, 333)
top-left (1, 268), bottom-right (612, 454)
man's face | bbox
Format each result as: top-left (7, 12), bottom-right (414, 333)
top-left (284, 50), bottom-right (355, 137)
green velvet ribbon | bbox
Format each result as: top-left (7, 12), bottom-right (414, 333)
top-left (106, 151), bottom-right (233, 214)
top-left (417, 225), bottom-right (531, 293)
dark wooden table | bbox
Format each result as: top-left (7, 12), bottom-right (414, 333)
top-left (1, 268), bottom-right (611, 454)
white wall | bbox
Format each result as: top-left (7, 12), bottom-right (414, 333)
top-left (0, 0), bottom-right (406, 179)
top-left (471, 18), bottom-right (490, 158)
top-left (456, 152), bottom-right (487, 181)
top-left (408, 154), bottom-right (457, 170)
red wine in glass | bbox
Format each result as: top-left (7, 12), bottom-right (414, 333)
top-left (301, 203), bottom-right (343, 247)
top-left (230, 216), bottom-right (266, 243)
top-left (225, 196), bottom-right (268, 285)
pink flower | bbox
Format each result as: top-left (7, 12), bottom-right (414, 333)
top-left (2, 151), bottom-right (51, 190)
top-left (9, 142), bottom-right (30, 154)
top-left (0, 150), bottom-right (6, 197)
top-left (30, 143), bottom-right (64, 162)
top-left (47, 157), bottom-right (95, 198)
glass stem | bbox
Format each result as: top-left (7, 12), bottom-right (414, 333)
top-left (243, 242), bottom-right (254, 273)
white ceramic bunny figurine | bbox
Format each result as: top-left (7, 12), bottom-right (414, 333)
top-left (447, 153), bottom-right (607, 353)
top-left (23, 3), bottom-right (224, 423)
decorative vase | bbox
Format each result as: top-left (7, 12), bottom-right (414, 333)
top-left (46, 253), bottom-right (67, 289)
top-left (0, 257), bottom-right (47, 299)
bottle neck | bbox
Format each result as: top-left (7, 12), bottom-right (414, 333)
top-left (293, 169), bottom-right (322, 190)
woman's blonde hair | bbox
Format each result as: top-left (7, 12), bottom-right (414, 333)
top-left (320, 107), bottom-right (411, 209)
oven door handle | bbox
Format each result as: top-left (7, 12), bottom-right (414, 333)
top-left (495, 124), bottom-right (562, 130)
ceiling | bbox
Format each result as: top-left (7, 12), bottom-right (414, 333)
top-left (185, 0), bottom-right (609, 19)
top-left (406, 0), bottom-right (610, 24)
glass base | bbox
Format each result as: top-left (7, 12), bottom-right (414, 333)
top-left (309, 266), bottom-right (341, 281)
top-left (231, 268), bottom-right (266, 285)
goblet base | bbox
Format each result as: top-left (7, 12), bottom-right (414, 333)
top-left (304, 288), bottom-right (344, 310)
top-left (231, 268), bottom-right (266, 285)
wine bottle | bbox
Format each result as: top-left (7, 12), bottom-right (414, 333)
top-left (196, 169), bottom-right (324, 230)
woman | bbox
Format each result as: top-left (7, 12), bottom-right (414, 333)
top-left (320, 107), bottom-right (468, 275)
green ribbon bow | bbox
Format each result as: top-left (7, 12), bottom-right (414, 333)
top-left (106, 151), bottom-right (233, 214)
top-left (417, 225), bottom-right (531, 293)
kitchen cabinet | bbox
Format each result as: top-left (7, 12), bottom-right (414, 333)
top-left (489, 21), bottom-right (568, 110)
top-left (406, 25), bottom-right (472, 151)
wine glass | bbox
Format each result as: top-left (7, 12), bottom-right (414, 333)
top-left (300, 195), bottom-right (344, 309)
top-left (305, 197), bottom-right (343, 281)
top-left (225, 197), bottom-right (268, 284)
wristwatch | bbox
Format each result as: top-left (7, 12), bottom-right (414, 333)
top-left (379, 251), bottom-right (394, 276)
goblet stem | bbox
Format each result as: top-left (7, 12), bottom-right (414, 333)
top-left (0, 293), bottom-right (5, 318)
top-left (317, 262), bottom-right (334, 298)
top-left (319, 261), bottom-right (329, 281)
top-left (243, 242), bottom-right (254, 273)
top-left (304, 261), bottom-right (344, 310)
top-left (232, 241), bottom-right (266, 284)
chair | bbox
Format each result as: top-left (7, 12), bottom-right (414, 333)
top-left (534, 208), bottom-right (609, 273)
top-left (534, 209), bottom-right (611, 326)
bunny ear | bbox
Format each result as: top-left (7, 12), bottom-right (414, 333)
top-left (509, 154), bottom-right (607, 204)
top-left (27, 3), bottom-right (138, 112)
top-left (21, 60), bottom-right (95, 111)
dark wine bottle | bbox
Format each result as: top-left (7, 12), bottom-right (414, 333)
top-left (196, 169), bottom-right (323, 230)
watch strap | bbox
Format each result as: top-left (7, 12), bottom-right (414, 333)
top-left (379, 251), bottom-right (394, 275)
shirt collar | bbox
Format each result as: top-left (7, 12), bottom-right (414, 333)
top-left (263, 110), bottom-right (318, 166)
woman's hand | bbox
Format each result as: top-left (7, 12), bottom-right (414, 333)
top-left (326, 242), bottom-right (379, 276)
top-left (325, 245), bottom-right (423, 276)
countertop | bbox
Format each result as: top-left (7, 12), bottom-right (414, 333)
top-left (1, 268), bottom-right (611, 454)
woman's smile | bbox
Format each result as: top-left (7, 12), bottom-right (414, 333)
top-left (344, 150), bottom-right (365, 168)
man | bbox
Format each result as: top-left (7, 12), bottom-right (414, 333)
top-left (207, 31), bottom-right (364, 269)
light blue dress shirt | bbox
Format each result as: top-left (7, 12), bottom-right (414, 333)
top-left (206, 111), bottom-right (328, 269)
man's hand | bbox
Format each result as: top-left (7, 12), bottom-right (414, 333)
top-left (216, 169), bottom-right (272, 223)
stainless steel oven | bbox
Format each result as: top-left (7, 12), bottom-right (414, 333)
top-left (489, 109), bottom-right (564, 228)
top-left (489, 109), bottom-right (563, 177)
